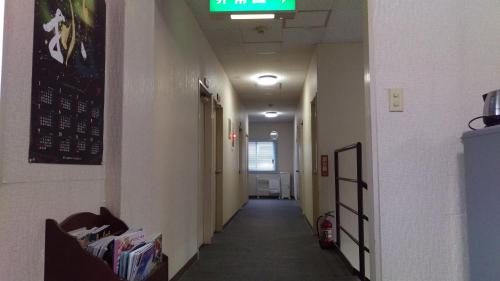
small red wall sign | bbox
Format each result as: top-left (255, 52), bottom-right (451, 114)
top-left (321, 155), bottom-right (329, 177)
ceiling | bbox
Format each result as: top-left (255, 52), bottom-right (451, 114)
top-left (186, 0), bottom-right (363, 122)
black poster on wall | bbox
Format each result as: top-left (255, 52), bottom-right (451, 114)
top-left (29, 0), bottom-right (106, 165)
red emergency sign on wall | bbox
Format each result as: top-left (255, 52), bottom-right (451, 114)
top-left (321, 155), bottom-right (329, 177)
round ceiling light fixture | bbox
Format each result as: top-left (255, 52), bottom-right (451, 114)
top-left (257, 75), bottom-right (279, 86)
top-left (264, 111), bottom-right (279, 118)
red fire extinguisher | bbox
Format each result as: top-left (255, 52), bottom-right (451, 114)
top-left (317, 211), bottom-right (335, 249)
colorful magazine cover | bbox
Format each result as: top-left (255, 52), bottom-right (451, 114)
top-left (129, 243), bottom-right (155, 281)
top-left (119, 242), bottom-right (146, 279)
top-left (148, 233), bottom-right (162, 265)
top-left (112, 230), bottom-right (145, 274)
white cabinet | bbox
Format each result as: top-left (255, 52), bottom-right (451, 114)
top-left (280, 173), bottom-right (291, 199)
top-left (250, 172), bottom-right (292, 199)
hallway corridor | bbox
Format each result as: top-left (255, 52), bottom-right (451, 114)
top-left (179, 200), bottom-right (358, 281)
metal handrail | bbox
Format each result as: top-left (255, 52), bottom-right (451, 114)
top-left (339, 226), bottom-right (370, 253)
top-left (337, 202), bottom-right (369, 221)
top-left (337, 177), bottom-right (368, 190)
top-left (334, 142), bottom-right (369, 281)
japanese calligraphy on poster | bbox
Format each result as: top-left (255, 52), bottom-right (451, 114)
top-left (29, 0), bottom-right (106, 165)
top-left (210, 0), bottom-right (296, 13)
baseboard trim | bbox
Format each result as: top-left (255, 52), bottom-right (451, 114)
top-left (249, 195), bottom-right (280, 199)
top-left (170, 252), bottom-right (199, 281)
top-left (223, 201), bottom-right (247, 229)
top-left (303, 214), bottom-right (316, 235)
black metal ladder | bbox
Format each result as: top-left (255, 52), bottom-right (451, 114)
top-left (334, 142), bottom-right (369, 281)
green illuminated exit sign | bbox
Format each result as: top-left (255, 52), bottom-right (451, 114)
top-left (210, 0), bottom-right (296, 13)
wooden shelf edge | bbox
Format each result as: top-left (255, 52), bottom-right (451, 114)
top-left (45, 208), bottom-right (168, 281)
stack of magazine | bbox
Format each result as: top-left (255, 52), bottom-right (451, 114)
top-left (68, 227), bottom-right (163, 281)
top-left (68, 225), bottom-right (112, 247)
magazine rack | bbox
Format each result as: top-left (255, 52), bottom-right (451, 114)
top-left (45, 207), bottom-right (168, 281)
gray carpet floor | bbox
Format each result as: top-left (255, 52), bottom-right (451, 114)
top-left (178, 199), bottom-right (358, 281)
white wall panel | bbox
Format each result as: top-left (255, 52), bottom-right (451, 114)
top-left (0, 2), bottom-right (124, 281)
top-left (368, 0), bottom-right (500, 280)
top-left (122, 0), bottom-right (245, 278)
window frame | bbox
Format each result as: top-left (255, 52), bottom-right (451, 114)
top-left (248, 139), bottom-right (279, 173)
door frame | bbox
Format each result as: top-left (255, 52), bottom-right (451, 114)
top-left (295, 120), bottom-right (303, 202)
top-left (363, 1), bottom-right (381, 280)
top-left (198, 81), bottom-right (216, 245)
top-left (215, 104), bottom-right (224, 232)
top-left (311, 96), bottom-right (320, 229)
top-left (238, 122), bottom-right (248, 206)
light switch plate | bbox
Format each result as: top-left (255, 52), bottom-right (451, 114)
top-left (389, 88), bottom-right (404, 112)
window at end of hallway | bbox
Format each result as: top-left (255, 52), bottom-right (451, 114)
top-left (248, 141), bottom-right (277, 172)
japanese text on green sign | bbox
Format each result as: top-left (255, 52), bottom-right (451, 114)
top-left (210, 0), bottom-right (296, 13)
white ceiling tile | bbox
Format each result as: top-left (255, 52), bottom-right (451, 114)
top-left (242, 43), bottom-right (283, 54)
top-left (196, 18), bottom-right (236, 30)
top-left (282, 28), bottom-right (325, 47)
top-left (323, 10), bottom-right (362, 43)
top-left (205, 29), bottom-right (243, 47)
top-left (241, 23), bottom-right (283, 43)
top-left (237, 20), bottom-right (284, 30)
top-left (326, 9), bottom-right (361, 28)
top-left (285, 11), bottom-right (330, 28)
top-left (331, 0), bottom-right (363, 11)
top-left (297, 0), bottom-right (334, 11)
top-left (185, 0), bottom-right (362, 116)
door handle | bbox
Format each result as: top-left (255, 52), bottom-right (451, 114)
top-left (215, 170), bottom-right (222, 174)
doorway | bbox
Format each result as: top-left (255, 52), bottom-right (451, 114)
top-left (295, 121), bottom-right (303, 202)
top-left (311, 97), bottom-right (320, 229)
top-left (198, 82), bottom-right (216, 246)
top-left (215, 104), bottom-right (224, 232)
top-left (238, 123), bottom-right (248, 205)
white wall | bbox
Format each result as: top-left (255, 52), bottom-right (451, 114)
top-left (297, 43), bottom-right (368, 274)
top-left (0, 1), bottom-right (246, 280)
top-left (247, 121), bottom-right (294, 196)
top-left (296, 52), bottom-right (317, 225)
top-left (0, 1), bottom-right (124, 281)
top-left (367, 0), bottom-right (500, 280)
top-left (121, 0), bottom-right (245, 278)
top-left (0, 0), bottom-right (4, 91)
top-left (316, 43), bottom-right (369, 275)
